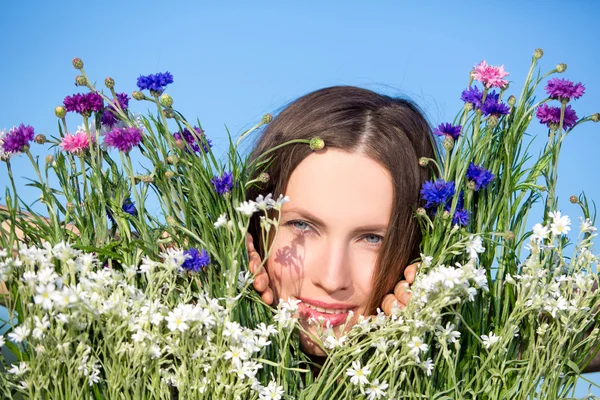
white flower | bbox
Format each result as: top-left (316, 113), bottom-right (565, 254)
top-left (223, 321), bottom-right (243, 342)
top-left (346, 360), bottom-right (371, 386)
top-left (32, 315), bottom-right (50, 339)
top-left (33, 283), bottom-right (56, 310)
top-left (214, 213), bottom-right (228, 228)
top-left (273, 194), bottom-right (290, 210)
top-left (165, 307), bottom-right (190, 332)
top-left (8, 325), bottom-right (30, 343)
top-left (407, 336), bottom-right (429, 356)
top-left (421, 358), bottom-right (435, 376)
top-left (549, 211), bottom-right (571, 236)
top-left (579, 217), bottom-right (597, 234)
top-left (324, 334), bottom-right (347, 349)
top-left (481, 332), bottom-right (500, 349)
top-left (531, 223), bottom-right (550, 241)
top-left (365, 378), bottom-right (389, 399)
top-left (544, 296), bottom-right (568, 318)
top-left (236, 201), bottom-right (258, 216)
top-left (0, 335), bottom-right (3, 347)
top-left (279, 297), bottom-right (301, 314)
top-left (435, 322), bottom-right (461, 344)
top-left (254, 323), bottom-right (278, 337)
top-left (465, 235), bottom-right (485, 260)
top-left (223, 346), bottom-right (248, 368)
top-left (52, 241), bottom-right (81, 262)
top-left (255, 193), bottom-right (275, 210)
top-left (259, 380), bottom-right (284, 400)
top-left (238, 271), bottom-right (254, 289)
top-left (8, 362), bottom-right (29, 376)
top-left (420, 253), bottom-right (434, 268)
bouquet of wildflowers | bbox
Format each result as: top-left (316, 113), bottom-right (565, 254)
top-left (1, 50), bottom-right (599, 399)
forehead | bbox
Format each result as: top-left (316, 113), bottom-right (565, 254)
top-left (282, 149), bottom-right (393, 227)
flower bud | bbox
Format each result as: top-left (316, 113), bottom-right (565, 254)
top-left (416, 207), bottom-right (427, 216)
top-left (34, 134), bottom-right (47, 144)
top-left (309, 137), bottom-right (325, 151)
top-left (505, 231), bottom-right (515, 241)
top-left (66, 202), bottom-right (75, 212)
top-left (467, 181), bottom-right (477, 191)
top-left (163, 109), bottom-right (176, 119)
top-left (132, 91), bottom-right (145, 101)
top-left (45, 155), bottom-right (54, 164)
top-left (464, 102), bottom-right (474, 112)
top-left (160, 94), bottom-right (173, 108)
top-left (167, 156), bottom-right (178, 165)
top-left (442, 136), bottom-right (454, 151)
top-left (442, 210), bottom-right (451, 220)
top-left (487, 115), bottom-right (499, 129)
top-left (261, 113), bottom-right (273, 125)
top-left (140, 175), bottom-right (153, 183)
top-left (165, 170), bottom-right (175, 179)
top-left (72, 58), bottom-right (84, 70)
top-left (258, 172), bottom-right (270, 183)
top-left (166, 216), bottom-right (177, 226)
top-left (55, 106), bottom-right (67, 119)
top-left (533, 48), bottom-right (544, 59)
top-left (570, 195), bottom-right (579, 204)
top-left (418, 157), bottom-right (429, 167)
top-left (105, 77), bottom-right (115, 89)
top-left (507, 95), bottom-right (516, 107)
top-left (175, 139), bottom-right (186, 150)
top-left (75, 75), bottom-right (87, 86)
top-left (591, 113), bottom-right (600, 123)
top-left (556, 63), bottom-right (567, 73)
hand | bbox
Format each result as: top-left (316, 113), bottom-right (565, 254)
top-left (246, 234), bottom-right (274, 305)
top-left (381, 262), bottom-right (419, 315)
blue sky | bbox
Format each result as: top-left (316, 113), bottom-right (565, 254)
top-left (1, 0), bottom-right (600, 393)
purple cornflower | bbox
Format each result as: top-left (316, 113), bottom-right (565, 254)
top-left (480, 92), bottom-right (510, 117)
top-left (461, 86), bottom-right (484, 109)
top-left (136, 72), bottom-right (174, 93)
top-left (536, 104), bottom-right (578, 130)
top-left (420, 179), bottom-right (456, 209)
top-left (545, 78), bottom-right (585, 102)
top-left (181, 248), bottom-right (210, 272)
top-left (433, 123), bottom-right (462, 140)
top-left (101, 93), bottom-right (130, 128)
top-left (211, 171), bottom-right (234, 195)
top-left (173, 127), bottom-right (212, 153)
top-left (452, 208), bottom-right (469, 226)
top-left (107, 198), bottom-right (138, 224)
top-left (1, 124), bottom-right (35, 153)
top-left (104, 126), bottom-right (143, 152)
top-left (466, 162), bottom-right (495, 191)
top-left (63, 92), bottom-right (104, 116)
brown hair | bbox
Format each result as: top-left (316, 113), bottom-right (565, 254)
top-left (245, 86), bottom-right (438, 314)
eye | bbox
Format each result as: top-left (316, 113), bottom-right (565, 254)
top-left (286, 219), bottom-right (313, 233)
top-left (363, 234), bottom-right (383, 247)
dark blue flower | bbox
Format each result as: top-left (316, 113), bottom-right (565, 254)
top-left (461, 86), bottom-right (484, 109)
top-left (466, 162), bottom-right (495, 191)
top-left (107, 197), bottom-right (138, 224)
top-left (211, 171), bottom-right (234, 195)
top-left (452, 208), bottom-right (469, 226)
top-left (136, 72), bottom-right (174, 93)
top-left (480, 91), bottom-right (510, 117)
top-left (433, 123), bottom-right (462, 140)
top-left (421, 179), bottom-right (456, 209)
top-left (181, 248), bottom-right (210, 272)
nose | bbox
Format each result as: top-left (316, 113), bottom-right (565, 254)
top-left (311, 239), bottom-right (352, 294)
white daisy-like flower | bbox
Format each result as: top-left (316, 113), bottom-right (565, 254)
top-left (254, 322), bottom-right (278, 337)
top-left (421, 358), bottom-right (435, 376)
top-left (238, 270), bottom-right (254, 289)
top-left (531, 223), bottom-right (550, 241)
top-left (465, 235), bottom-right (485, 260)
top-left (481, 332), bottom-right (500, 349)
top-left (223, 346), bottom-right (248, 368)
top-left (346, 360), bottom-right (371, 386)
top-left (165, 307), bottom-right (190, 332)
top-left (7, 362), bottom-right (30, 376)
top-left (365, 378), bottom-right (389, 399)
top-left (34, 283), bottom-right (56, 310)
top-left (259, 380), bottom-right (284, 400)
top-left (236, 200), bottom-right (258, 216)
top-left (324, 334), bottom-right (347, 349)
top-left (435, 322), bottom-right (461, 344)
top-left (579, 217), bottom-right (597, 234)
top-left (272, 194), bottom-right (290, 211)
top-left (548, 211), bottom-right (571, 236)
top-left (214, 213), bottom-right (228, 228)
top-left (8, 325), bottom-right (30, 343)
top-left (407, 336), bottom-right (429, 356)
top-left (255, 193), bottom-right (275, 210)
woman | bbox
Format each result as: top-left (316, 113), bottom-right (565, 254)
top-left (244, 86), bottom-right (434, 356)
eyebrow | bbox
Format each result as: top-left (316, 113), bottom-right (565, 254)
top-left (285, 207), bottom-right (388, 234)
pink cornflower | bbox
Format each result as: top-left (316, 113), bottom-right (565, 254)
top-left (472, 60), bottom-right (509, 89)
top-left (60, 130), bottom-right (94, 155)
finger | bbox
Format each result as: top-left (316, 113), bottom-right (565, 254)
top-left (394, 281), bottom-right (411, 306)
top-left (261, 288), bottom-right (274, 305)
top-left (381, 294), bottom-right (400, 315)
top-left (248, 252), bottom-right (261, 273)
top-left (246, 233), bottom-right (255, 252)
top-left (404, 262), bottom-right (419, 284)
top-left (253, 274), bottom-right (269, 292)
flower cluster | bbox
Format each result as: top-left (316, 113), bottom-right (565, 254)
top-left (460, 87), bottom-right (510, 117)
top-left (173, 126), bottom-right (212, 153)
top-left (63, 92), bottom-right (104, 116)
top-left (181, 248), bottom-right (211, 272)
top-left (420, 179), bottom-right (469, 226)
top-left (545, 78), bottom-right (585, 102)
top-left (536, 77), bottom-right (585, 130)
top-left (104, 126), bottom-right (143, 152)
top-left (536, 103), bottom-right (578, 130)
top-left (466, 162), bottom-right (494, 191)
top-left (136, 71), bottom-right (174, 94)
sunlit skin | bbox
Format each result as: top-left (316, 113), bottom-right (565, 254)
top-left (261, 148), bottom-right (393, 355)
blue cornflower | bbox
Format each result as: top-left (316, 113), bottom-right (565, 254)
top-left (136, 72), bottom-right (174, 93)
top-left (460, 86), bottom-right (484, 109)
top-left (211, 171), bottom-right (234, 195)
top-left (452, 208), bottom-right (469, 226)
top-left (107, 197), bottom-right (138, 224)
top-left (181, 248), bottom-right (210, 272)
top-left (420, 179), bottom-right (456, 209)
top-left (481, 92), bottom-right (510, 117)
top-left (466, 162), bottom-right (495, 191)
top-left (433, 123), bottom-right (462, 140)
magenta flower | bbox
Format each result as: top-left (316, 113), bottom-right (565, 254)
top-left (63, 92), bottom-right (104, 116)
top-left (536, 104), bottom-right (578, 130)
top-left (60, 130), bottom-right (94, 154)
top-left (472, 60), bottom-right (509, 89)
top-left (1, 124), bottom-right (35, 154)
top-left (104, 126), bottom-right (143, 152)
top-left (544, 78), bottom-right (585, 102)
top-left (101, 93), bottom-right (130, 128)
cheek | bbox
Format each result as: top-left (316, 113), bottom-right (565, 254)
top-left (264, 230), bottom-right (307, 298)
top-left (352, 251), bottom-right (378, 298)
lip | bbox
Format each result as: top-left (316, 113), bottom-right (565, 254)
top-left (296, 297), bottom-right (357, 327)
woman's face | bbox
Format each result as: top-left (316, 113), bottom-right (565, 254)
top-left (266, 148), bottom-right (393, 355)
